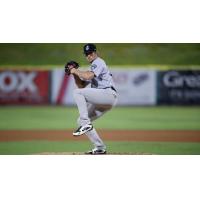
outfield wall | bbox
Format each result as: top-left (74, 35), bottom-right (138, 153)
top-left (0, 68), bottom-right (200, 105)
top-left (157, 70), bottom-right (200, 105)
top-left (0, 70), bottom-right (50, 104)
top-left (51, 69), bottom-right (157, 106)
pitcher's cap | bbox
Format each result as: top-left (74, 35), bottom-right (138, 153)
top-left (83, 43), bottom-right (97, 55)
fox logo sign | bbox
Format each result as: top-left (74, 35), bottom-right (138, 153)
top-left (0, 71), bottom-right (37, 93)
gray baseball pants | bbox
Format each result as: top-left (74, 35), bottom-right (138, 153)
top-left (73, 87), bottom-right (117, 150)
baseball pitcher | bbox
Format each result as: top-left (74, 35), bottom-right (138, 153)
top-left (65, 44), bottom-right (117, 154)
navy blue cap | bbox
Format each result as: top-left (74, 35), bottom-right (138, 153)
top-left (83, 43), bottom-right (97, 55)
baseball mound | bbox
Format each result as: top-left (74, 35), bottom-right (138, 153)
top-left (36, 152), bottom-right (154, 155)
top-left (36, 152), bottom-right (85, 155)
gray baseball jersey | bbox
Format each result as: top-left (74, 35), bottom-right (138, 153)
top-left (89, 57), bottom-right (116, 89)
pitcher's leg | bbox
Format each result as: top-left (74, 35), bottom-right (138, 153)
top-left (73, 88), bottom-right (116, 126)
top-left (85, 104), bottom-right (111, 150)
top-left (76, 103), bottom-right (107, 150)
top-left (73, 88), bottom-right (117, 150)
top-left (73, 88), bottom-right (91, 126)
top-left (86, 128), bottom-right (106, 150)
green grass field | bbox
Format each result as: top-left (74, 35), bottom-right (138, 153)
top-left (1, 106), bottom-right (200, 130)
top-left (0, 106), bottom-right (200, 155)
top-left (1, 43), bottom-right (200, 68)
top-left (0, 141), bottom-right (200, 155)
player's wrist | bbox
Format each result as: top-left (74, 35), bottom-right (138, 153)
top-left (70, 68), bottom-right (78, 75)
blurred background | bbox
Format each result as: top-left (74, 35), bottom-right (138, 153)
top-left (1, 43), bottom-right (200, 66)
top-left (0, 43), bottom-right (200, 154)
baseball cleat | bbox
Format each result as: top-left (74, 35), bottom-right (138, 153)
top-left (73, 123), bottom-right (93, 136)
top-left (85, 148), bottom-right (107, 155)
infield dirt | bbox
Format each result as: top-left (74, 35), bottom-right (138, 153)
top-left (0, 130), bottom-right (200, 142)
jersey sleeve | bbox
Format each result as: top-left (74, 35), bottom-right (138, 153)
top-left (90, 62), bottom-right (104, 77)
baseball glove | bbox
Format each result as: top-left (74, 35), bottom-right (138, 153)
top-left (65, 61), bottom-right (79, 75)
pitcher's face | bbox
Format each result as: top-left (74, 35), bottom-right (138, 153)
top-left (85, 52), bottom-right (97, 63)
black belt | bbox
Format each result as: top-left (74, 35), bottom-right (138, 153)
top-left (103, 86), bottom-right (117, 93)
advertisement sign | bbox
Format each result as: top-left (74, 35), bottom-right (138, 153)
top-left (157, 70), bottom-right (200, 105)
top-left (51, 68), bottom-right (157, 106)
top-left (0, 70), bottom-right (50, 104)
top-left (112, 69), bottom-right (156, 105)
